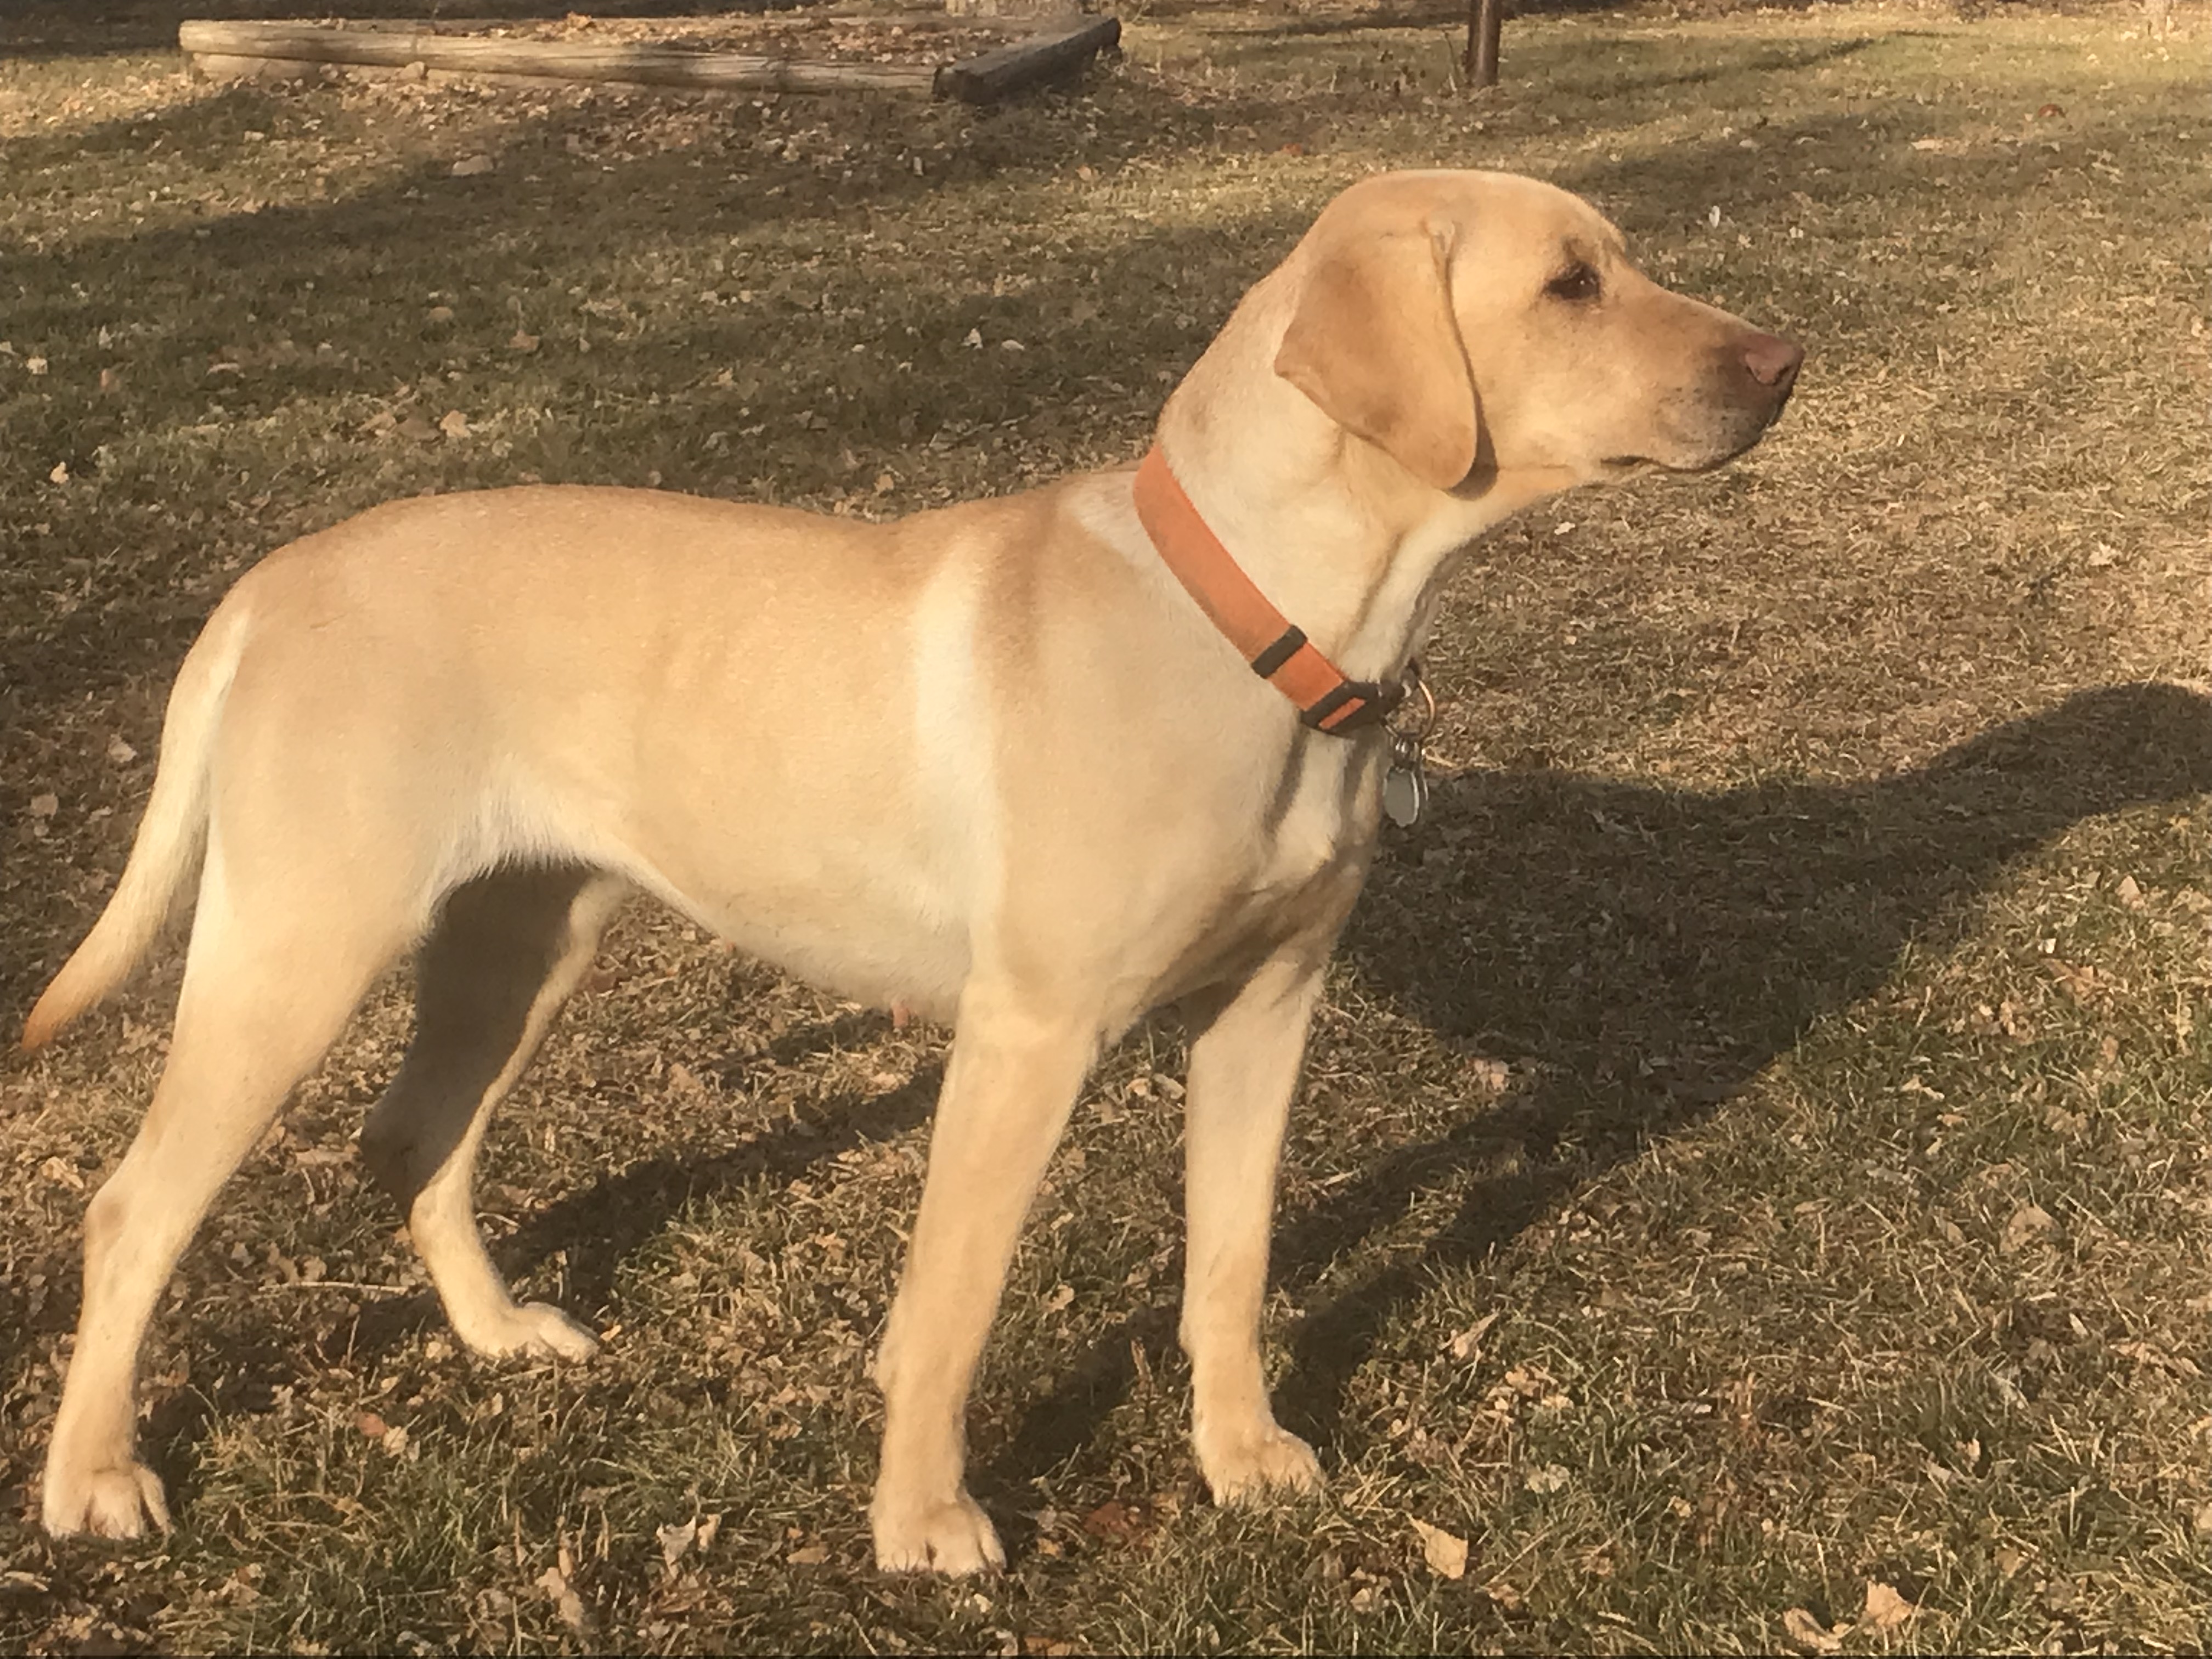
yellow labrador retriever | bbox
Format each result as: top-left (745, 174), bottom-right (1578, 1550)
top-left (22, 170), bottom-right (1799, 1573)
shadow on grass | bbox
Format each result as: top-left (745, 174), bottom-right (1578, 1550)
top-left (987, 679), bottom-right (2211, 1489)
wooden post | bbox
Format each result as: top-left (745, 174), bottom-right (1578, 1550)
top-left (1465, 0), bottom-right (1500, 89)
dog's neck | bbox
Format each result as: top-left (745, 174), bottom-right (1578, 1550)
top-left (1154, 296), bottom-right (1562, 687)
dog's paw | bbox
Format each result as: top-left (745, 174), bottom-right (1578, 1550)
top-left (458, 1300), bottom-right (601, 1363)
top-left (1197, 1422), bottom-right (1325, 1506)
top-left (42, 1458), bottom-right (171, 1541)
top-left (870, 1491), bottom-right (1005, 1576)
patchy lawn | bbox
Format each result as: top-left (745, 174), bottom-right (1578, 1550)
top-left (2, 0), bottom-right (2207, 1651)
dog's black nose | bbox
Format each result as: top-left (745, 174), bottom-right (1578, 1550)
top-left (1742, 331), bottom-right (1804, 394)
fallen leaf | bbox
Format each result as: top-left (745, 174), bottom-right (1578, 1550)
top-left (380, 1424), bottom-right (409, 1456)
top-left (535, 1564), bottom-right (588, 1632)
top-left (1524, 1463), bottom-right (1572, 1494)
top-left (426, 304), bottom-right (454, 324)
top-left (1081, 1499), bottom-right (1153, 1545)
top-left (451, 154), bottom-right (495, 177)
top-left (963, 328), bottom-right (984, 348)
top-left (1043, 1283), bottom-right (1074, 1314)
top-left (1411, 1517), bottom-right (1469, 1579)
top-left (2193, 1500), bottom-right (2212, 1536)
top-left (695, 1512), bottom-right (722, 1553)
top-left (395, 415), bottom-right (437, 443)
top-left (508, 330), bottom-right (539, 352)
top-left (1862, 1579), bottom-right (1916, 1631)
top-left (29, 793), bottom-right (59, 817)
top-left (2001, 1203), bottom-right (2058, 1252)
top-left (106, 736), bottom-right (136, 765)
top-left (1911, 136), bottom-right (1945, 151)
top-left (47, 461), bottom-right (67, 484)
top-left (1781, 1606), bottom-right (1847, 1654)
top-left (2114, 873), bottom-right (2145, 908)
top-left (38, 1156), bottom-right (84, 1190)
top-left (656, 1518), bottom-right (696, 1572)
top-left (1447, 1311), bottom-right (1501, 1362)
top-left (783, 1541), bottom-right (829, 1565)
top-left (26, 355), bottom-right (48, 375)
top-left (354, 1410), bottom-right (388, 1440)
top-left (437, 409), bottom-right (471, 440)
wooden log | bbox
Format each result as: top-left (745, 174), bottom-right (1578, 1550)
top-left (177, 20), bottom-right (942, 96)
top-left (935, 14), bottom-right (1117, 104)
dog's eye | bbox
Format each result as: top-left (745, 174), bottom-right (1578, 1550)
top-left (1545, 262), bottom-right (1601, 303)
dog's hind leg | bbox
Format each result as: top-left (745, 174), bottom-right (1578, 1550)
top-left (360, 865), bottom-right (628, 1362)
top-left (42, 842), bottom-right (413, 1541)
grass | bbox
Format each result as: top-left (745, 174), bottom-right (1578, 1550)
top-left (2, 0), bottom-right (2208, 1651)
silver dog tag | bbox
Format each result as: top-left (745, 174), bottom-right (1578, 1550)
top-left (1383, 736), bottom-right (1427, 828)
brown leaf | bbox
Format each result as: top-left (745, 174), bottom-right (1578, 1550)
top-left (1410, 1517), bottom-right (1468, 1579)
top-left (27, 792), bottom-right (58, 817)
top-left (508, 330), bottom-right (540, 353)
top-left (437, 409), bottom-right (471, 440)
top-left (2001, 1203), bottom-right (2058, 1253)
top-left (1781, 1606), bottom-right (1846, 1654)
top-left (450, 154), bottom-right (495, 178)
top-left (1447, 1310), bottom-right (1500, 1362)
top-left (535, 1564), bottom-right (588, 1633)
top-left (656, 1519), bottom-right (695, 1572)
top-left (354, 1410), bottom-right (389, 1440)
top-left (783, 1541), bottom-right (829, 1565)
top-left (1862, 1579), bottom-right (1916, 1631)
top-left (1080, 1498), bottom-right (1158, 1547)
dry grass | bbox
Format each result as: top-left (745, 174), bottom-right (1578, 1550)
top-left (2, 1), bottom-right (2207, 1652)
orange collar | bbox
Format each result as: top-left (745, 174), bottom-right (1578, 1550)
top-left (1132, 446), bottom-right (1408, 735)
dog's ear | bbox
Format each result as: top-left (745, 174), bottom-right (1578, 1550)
top-left (1273, 222), bottom-right (1480, 491)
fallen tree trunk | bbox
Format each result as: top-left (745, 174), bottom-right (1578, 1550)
top-left (936, 16), bottom-right (1119, 103)
top-left (177, 16), bottom-right (1119, 103)
top-left (178, 20), bottom-right (940, 95)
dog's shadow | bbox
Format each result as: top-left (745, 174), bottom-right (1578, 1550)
top-left (980, 680), bottom-right (2210, 1487)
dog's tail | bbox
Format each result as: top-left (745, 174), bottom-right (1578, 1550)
top-left (20, 597), bottom-right (253, 1052)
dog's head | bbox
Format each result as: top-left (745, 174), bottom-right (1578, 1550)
top-left (1271, 170), bottom-right (1802, 492)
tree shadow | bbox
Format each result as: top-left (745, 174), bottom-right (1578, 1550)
top-left (986, 680), bottom-right (2211, 1486)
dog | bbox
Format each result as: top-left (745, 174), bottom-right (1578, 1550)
top-left (21, 169), bottom-right (1800, 1573)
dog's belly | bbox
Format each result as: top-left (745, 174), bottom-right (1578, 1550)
top-left (670, 868), bottom-right (970, 1024)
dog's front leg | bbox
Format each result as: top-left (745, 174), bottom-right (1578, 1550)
top-left (1180, 952), bottom-right (1329, 1505)
top-left (868, 981), bottom-right (1097, 1575)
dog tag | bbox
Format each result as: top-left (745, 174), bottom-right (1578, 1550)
top-left (1383, 736), bottom-right (1427, 828)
